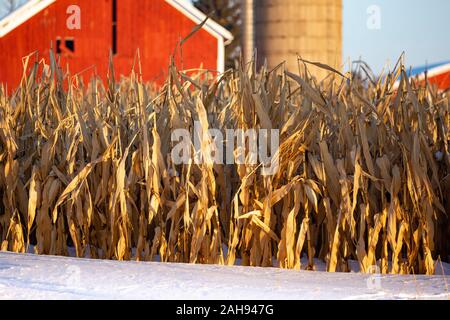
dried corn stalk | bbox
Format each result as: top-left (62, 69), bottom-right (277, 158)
top-left (0, 53), bottom-right (448, 275)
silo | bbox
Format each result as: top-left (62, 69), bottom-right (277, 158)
top-left (241, 0), bottom-right (255, 64)
top-left (247, 0), bottom-right (342, 79)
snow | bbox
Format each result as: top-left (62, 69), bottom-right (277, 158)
top-left (0, 251), bottom-right (448, 300)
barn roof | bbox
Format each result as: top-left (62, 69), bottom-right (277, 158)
top-left (392, 61), bottom-right (450, 90)
top-left (409, 61), bottom-right (450, 79)
top-left (166, 0), bottom-right (233, 43)
top-left (0, 0), bottom-right (234, 42)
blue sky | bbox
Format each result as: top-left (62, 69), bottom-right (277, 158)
top-left (344, 0), bottom-right (450, 73)
top-left (1, 0), bottom-right (449, 73)
top-left (0, 0), bottom-right (28, 19)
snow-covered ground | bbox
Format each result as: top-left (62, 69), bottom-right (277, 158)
top-left (0, 251), bottom-right (448, 300)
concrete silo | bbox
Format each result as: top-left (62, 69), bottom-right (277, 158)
top-left (243, 0), bottom-right (342, 79)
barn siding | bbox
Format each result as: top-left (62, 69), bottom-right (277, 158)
top-left (0, 0), bottom-right (219, 89)
top-left (424, 72), bottom-right (450, 90)
top-left (115, 0), bottom-right (217, 83)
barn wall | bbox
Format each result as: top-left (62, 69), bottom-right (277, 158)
top-left (0, 0), bottom-right (219, 89)
top-left (424, 72), bottom-right (450, 90)
top-left (115, 0), bottom-right (218, 83)
top-left (0, 0), bottom-right (112, 89)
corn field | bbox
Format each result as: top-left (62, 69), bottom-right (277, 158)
top-left (0, 52), bottom-right (449, 275)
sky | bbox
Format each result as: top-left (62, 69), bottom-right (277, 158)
top-left (1, 0), bottom-right (449, 74)
top-left (343, 0), bottom-right (450, 73)
top-left (0, 0), bottom-right (27, 19)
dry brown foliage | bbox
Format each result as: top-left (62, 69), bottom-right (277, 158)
top-left (0, 53), bottom-right (449, 275)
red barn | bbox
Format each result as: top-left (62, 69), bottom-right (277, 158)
top-left (393, 61), bottom-right (450, 91)
top-left (411, 61), bottom-right (450, 91)
top-left (0, 0), bottom-right (233, 89)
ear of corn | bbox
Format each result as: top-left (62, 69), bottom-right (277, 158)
top-left (0, 54), bottom-right (448, 275)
